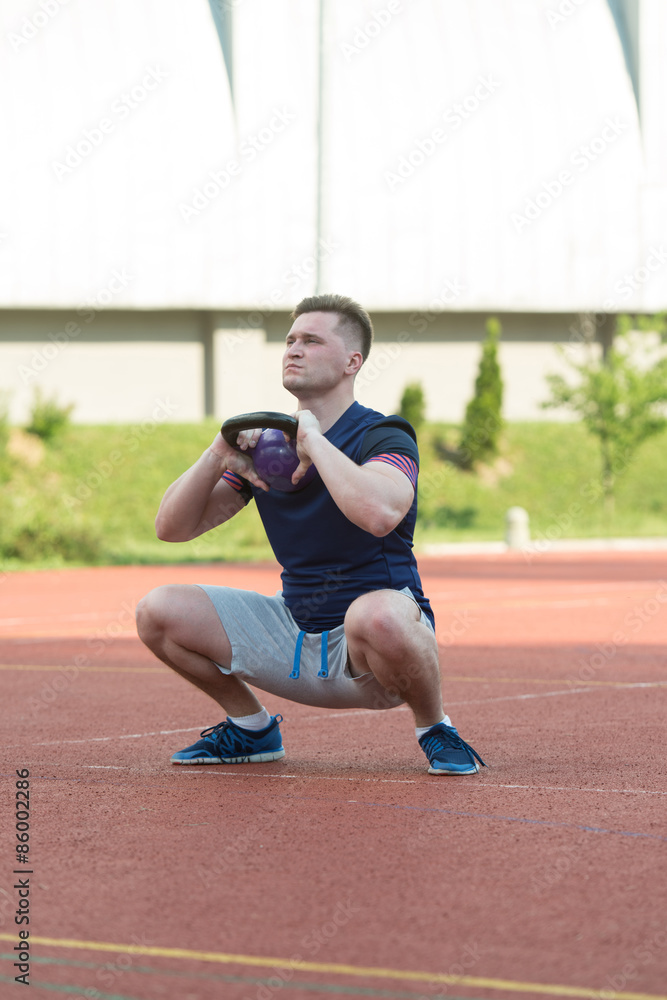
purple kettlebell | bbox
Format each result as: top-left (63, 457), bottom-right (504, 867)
top-left (252, 428), bottom-right (317, 492)
top-left (221, 412), bottom-right (318, 494)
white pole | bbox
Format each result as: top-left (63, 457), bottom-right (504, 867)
top-left (505, 507), bottom-right (530, 549)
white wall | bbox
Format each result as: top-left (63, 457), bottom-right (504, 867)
top-left (1, 0), bottom-right (662, 313)
top-left (0, 308), bottom-right (590, 424)
top-left (1, 310), bottom-right (204, 423)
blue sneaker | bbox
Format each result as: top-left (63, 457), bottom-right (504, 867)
top-left (419, 722), bottom-right (486, 775)
top-left (171, 715), bottom-right (285, 765)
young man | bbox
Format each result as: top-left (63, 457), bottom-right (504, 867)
top-left (136, 294), bottom-right (485, 775)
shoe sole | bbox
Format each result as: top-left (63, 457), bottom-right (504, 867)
top-left (171, 749), bottom-right (286, 765)
top-left (428, 762), bottom-right (479, 775)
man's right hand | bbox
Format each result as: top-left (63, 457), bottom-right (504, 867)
top-left (210, 431), bottom-right (270, 492)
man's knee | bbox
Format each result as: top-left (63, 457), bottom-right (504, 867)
top-left (136, 584), bottom-right (232, 666)
top-left (135, 585), bottom-right (186, 644)
top-left (345, 591), bottom-right (418, 650)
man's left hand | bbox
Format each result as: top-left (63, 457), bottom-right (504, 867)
top-left (290, 409), bottom-right (321, 485)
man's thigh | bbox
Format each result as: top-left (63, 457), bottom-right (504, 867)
top-left (137, 583), bottom-right (233, 666)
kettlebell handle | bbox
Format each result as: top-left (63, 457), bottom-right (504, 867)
top-left (221, 411), bottom-right (298, 449)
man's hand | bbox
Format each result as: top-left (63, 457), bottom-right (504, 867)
top-left (209, 431), bottom-right (270, 492)
top-left (291, 410), bottom-right (322, 486)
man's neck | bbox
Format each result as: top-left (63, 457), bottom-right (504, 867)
top-left (293, 388), bottom-right (356, 433)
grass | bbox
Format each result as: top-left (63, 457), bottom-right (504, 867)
top-left (1, 419), bottom-right (666, 570)
top-left (419, 422), bottom-right (667, 543)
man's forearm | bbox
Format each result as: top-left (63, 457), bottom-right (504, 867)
top-left (155, 447), bottom-right (236, 541)
top-left (156, 427), bottom-right (273, 542)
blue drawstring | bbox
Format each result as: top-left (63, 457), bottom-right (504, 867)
top-left (290, 630), bottom-right (305, 679)
top-left (318, 631), bottom-right (329, 678)
top-left (289, 629), bottom-right (330, 679)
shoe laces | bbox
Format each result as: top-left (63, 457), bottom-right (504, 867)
top-left (198, 715), bottom-right (281, 754)
top-left (421, 726), bottom-right (486, 768)
top-left (200, 721), bottom-right (229, 739)
top-left (199, 720), bottom-right (247, 754)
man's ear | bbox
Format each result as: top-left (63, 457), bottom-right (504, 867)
top-left (346, 350), bottom-right (364, 376)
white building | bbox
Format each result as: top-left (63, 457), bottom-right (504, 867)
top-left (1, 0), bottom-right (665, 424)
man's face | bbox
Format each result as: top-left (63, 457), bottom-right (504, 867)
top-left (282, 311), bottom-right (358, 396)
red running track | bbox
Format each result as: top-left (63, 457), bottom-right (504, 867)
top-left (1, 552), bottom-right (667, 1000)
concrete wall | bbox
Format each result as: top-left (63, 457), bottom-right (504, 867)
top-left (1, 307), bottom-right (593, 424)
top-left (2, 310), bottom-right (205, 424)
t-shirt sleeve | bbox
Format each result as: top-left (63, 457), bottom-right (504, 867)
top-left (221, 470), bottom-right (253, 504)
top-left (359, 416), bottom-right (420, 489)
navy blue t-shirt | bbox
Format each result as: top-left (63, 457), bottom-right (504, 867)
top-left (223, 401), bottom-right (433, 632)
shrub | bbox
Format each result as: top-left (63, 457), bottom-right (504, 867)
top-left (0, 517), bottom-right (103, 564)
top-left (399, 381), bottom-right (426, 431)
top-left (0, 392), bottom-right (10, 453)
top-left (458, 317), bottom-right (503, 469)
top-left (543, 324), bottom-right (667, 505)
top-left (26, 389), bottom-right (74, 443)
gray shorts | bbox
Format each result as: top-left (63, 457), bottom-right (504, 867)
top-left (196, 584), bottom-right (434, 711)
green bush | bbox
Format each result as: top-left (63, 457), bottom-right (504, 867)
top-left (0, 479), bottom-right (103, 563)
top-left (26, 389), bottom-right (74, 443)
top-left (0, 393), bottom-right (9, 449)
top-left (399, 381), bottom-right (426, 431)
top-left (458, 317), bottom-right (504, 469)
top-left (0, 393), bottom-right (10, 480)
top-left (0, 516), bottom-right (103, 564)
top-left (543, 325), bottom-right (667, 505)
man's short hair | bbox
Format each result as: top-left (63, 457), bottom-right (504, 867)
top-left (291, 293), bottom-right (373, 362)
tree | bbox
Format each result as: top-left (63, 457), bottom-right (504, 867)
top-left (617, 311), bottom-right (667, 340)
top-left (399, 381), bottom-right (426, 432)
top-left (458, 317), bottom-right (504, 470)
top-left (543, 325), bottom-right (667, 506)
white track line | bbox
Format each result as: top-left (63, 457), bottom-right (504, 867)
top-left (191, 770), bottom-right (416, 784)
top-left (448, 680), bottom-right (667, 707)
top-left (447, 686), bottom-right (597, 706)
top-left (20, 763), bottom-right (667, 795)
top-left (489, 784), bottom-right (667, 796)
top-left (3, 726), bottom-right (201, 749)
top-left (304, 681), bottom-right (664, 720)
top-left (24, 762), bottom-right (419, 784)
top-left (301, 706), bottom-right (411, 722)
top-left (175, 775), bottom-right (667, 794)
top-left (8, 680), bottom-right (657, 749)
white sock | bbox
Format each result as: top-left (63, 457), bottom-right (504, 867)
top-left (415, 715), bottom-right (452, 740)
top-left (228, 707), bottom-right (272, 731)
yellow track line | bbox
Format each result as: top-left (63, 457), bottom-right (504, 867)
top-left (0, 664), bottom-right (163, 673)
top-left (0, 934), bottom-right (664, 1000)
top-left (446, 675), bottom-right (667, 688)
top-left (434, 598), bottom-right (618, 609)
top-left (0, 632), bottom-right (137, 640)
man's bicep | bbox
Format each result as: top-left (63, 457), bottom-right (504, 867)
top-left (359, 422), bottom-right (420, 528)
top-left (361, 460), bottom-right (415, 519)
